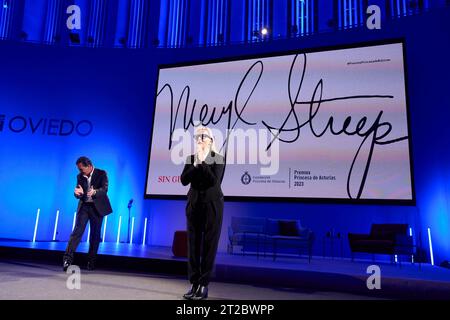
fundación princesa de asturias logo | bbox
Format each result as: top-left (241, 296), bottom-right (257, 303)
top-left (0, 114), bottom-right (93, 137)
top-left (241, 171), bottom-right (251, 185)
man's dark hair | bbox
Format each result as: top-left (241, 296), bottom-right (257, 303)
top-left (76, 156), bottom-right (93, 167)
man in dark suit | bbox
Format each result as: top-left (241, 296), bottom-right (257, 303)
top-left (180, 127), bottom-right (225, 300)
top-left (63, 156), bottom-right (113, 271)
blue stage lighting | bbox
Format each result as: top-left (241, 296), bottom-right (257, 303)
top-left (428, 227), bottom-right (434, 266)
top-left (52, 210), bottom-right (60, 241)
top-left (130, 217), bottom-right (135, 244)
top-left (409, 227), bottom-right (414, 263)
top-left (142, 217), bottom-right (148, 245)
top-left (32, 209), bottom-right (40, 242)
top-left (102, 216), bottom-right (108, 243)
top-left (72, 212), bottom-right (76, 231)
top-left (117, 216), bottom-right (122, 244)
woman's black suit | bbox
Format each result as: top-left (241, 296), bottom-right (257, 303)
top-left (180, 150), bottom-right (225, 286)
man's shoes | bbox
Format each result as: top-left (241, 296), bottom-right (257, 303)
top-left (86, 261), bottom-right (96, 271)
top-left (183, 283), bottom-right (199, 300)
top-left (191, 285), bottom-right (208, 300)
top-left (63, 259), bottom-right (71, 272)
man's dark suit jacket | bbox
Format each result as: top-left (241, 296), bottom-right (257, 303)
top-left (181, 151), bottom-right (225, 203)
top-left (75, 168), bottom-right (113, 217)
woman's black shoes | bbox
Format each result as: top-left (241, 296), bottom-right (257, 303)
top-left (86, 261), bottom-right (96, 271)
top-left (183, 284), bottom-right (199, 299)
top-left (183, 284), bottom-right (208, 300)
top-left (62, 259), bottom-right (71, 272)
top-left (191, 285), bottom-right (208, 300)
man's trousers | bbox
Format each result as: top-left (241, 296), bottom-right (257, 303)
top-left (64, 202), bottom-right (104, 263)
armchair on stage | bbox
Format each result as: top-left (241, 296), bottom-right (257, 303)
top-left (348, 224), bottom-right (416, 263)
top-left (227, 217), bottom-right (315, 262)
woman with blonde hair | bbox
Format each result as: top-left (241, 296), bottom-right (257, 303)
top-left (180, 126), bottom-right (225, 300)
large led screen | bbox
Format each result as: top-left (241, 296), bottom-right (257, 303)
top-left (145, 41), bottom-right (413, 203)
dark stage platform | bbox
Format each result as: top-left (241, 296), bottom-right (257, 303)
top-left (1, 240), bottom-right (450, 300)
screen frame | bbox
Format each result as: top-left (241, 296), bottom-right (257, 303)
top-left (144, 38), bottom-right (416, 206)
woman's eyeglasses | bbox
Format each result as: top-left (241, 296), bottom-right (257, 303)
top-left (194, 134), bottom-right (212, 141)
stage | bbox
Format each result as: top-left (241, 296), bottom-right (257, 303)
top-left (1, 240), bottom-right (450, 299)
top-left (0, 259), bottom-right (386, 300)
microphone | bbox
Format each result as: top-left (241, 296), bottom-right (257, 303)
top-left (127, 199), bottom-right (134, 209)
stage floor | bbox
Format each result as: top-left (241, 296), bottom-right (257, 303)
top-left (0, 259), bottom-right (383, 300)
top-left (1, 240), bottom-right (450, 299)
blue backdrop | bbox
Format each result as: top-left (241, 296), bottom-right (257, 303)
top-left (0, 7), bottom-right (449, 263)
